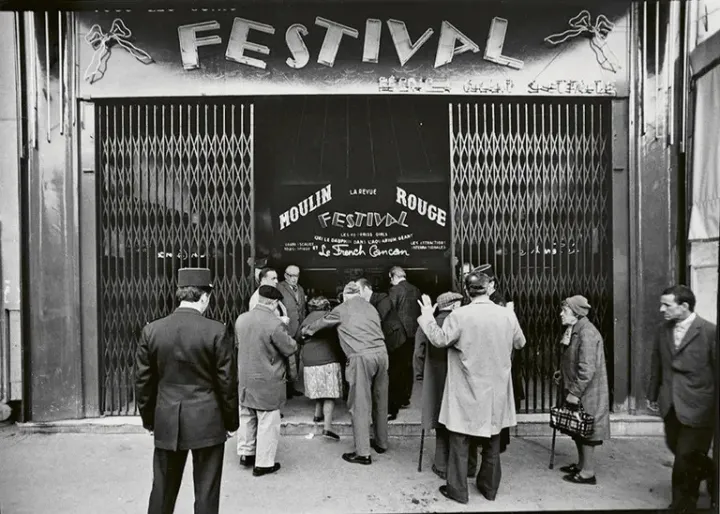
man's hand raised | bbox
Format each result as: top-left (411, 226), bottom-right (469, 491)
top-left (417, 294), bottom-right (437, 318)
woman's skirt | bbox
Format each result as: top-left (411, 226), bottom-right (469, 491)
top-left (303, 362), bottom-right (343, 400)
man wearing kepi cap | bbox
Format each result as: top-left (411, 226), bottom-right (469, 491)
top-left (417, 271), bottom-right (526, 504)
top-left (235, 284), bottom-right (298, 477)
top-left (302, 281), bottom-right (389, 465)
top-left (136, 267), bottom-right (239, 514)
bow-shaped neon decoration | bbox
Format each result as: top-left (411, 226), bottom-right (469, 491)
top-left (84, 19), bottom-right (153, 84)
top-left (544, 10), bottom-right (619, 73)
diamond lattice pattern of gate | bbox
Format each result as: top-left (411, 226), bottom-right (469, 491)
top-left (98, 102), bottom-right (254, 416)
top-left (449, 101), bottom-right (613, 413)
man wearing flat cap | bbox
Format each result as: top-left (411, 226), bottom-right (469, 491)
top-left (235, 284), bottom-right (298, 477)
top-left (135, 267), bottom-right (239, 514)
top-left (417, 271), bottom-right (526, 504)
top-left (302, 281), bottom-right (389, 465)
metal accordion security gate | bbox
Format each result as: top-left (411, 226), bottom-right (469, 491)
top-left (449, 100), bottom-right (613, 413)
top-left (97, 101), bottom-right (255, 415)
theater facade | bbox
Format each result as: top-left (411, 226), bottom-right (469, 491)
top-left (2, 1), bottom-right (686, 422)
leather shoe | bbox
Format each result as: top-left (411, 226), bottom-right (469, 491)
top-left (431, 464), bottom-right (446, 480)
top-left (342, 452), bottom-right (372, 465)
top-left (239, 455), bottom-right (255, 467)
top-left (387, 413), bottom-right (398, 421)
top-left (370, 440), bottom-right (387, 454)
top-left (559, 463), bottom-right (581, 474)
top-left (252, 463), bottom-right (281, 476)
top-left (313, 415), bottom-right (324, 423)
top-left (439, 485), bottom-right (468, 504)
top-left (322, 429), bottom-right (340, 441)
top-left (562, 473), bottom-right (597, 485)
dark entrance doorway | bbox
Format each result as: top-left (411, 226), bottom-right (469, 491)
top-left (253, 96), bottom-right (454, 302)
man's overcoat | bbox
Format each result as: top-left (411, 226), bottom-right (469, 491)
top-left (418, 298), bottom-right (526, 438)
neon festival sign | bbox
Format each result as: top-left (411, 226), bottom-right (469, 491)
top-left (178, 16), bottom-right (525, 71)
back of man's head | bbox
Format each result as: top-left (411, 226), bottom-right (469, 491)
top-left (389, 266), bottom-right (406, 281)
top-left (465, 271), bottom-right (491, 298)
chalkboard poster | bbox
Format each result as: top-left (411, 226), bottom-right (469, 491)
top-left (275, 181), bottom-right (450, 268)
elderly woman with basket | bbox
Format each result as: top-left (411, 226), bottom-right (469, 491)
top-left (299, 296), bottom-right (345, 440)
top-left (553, 295), bottom-right (610, 485)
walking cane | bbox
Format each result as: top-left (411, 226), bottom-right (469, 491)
top-left (418, 429), bottom-right (425, 472)
top-left (549, 373), bottom-right (561, 470)
top-left (549, 423), bottom-right (557, 469)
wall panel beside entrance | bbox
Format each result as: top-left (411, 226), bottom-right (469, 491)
top-left (449, 100), bottom-right (614, 413)
top-left (96, 101), bottom-right (255, 415)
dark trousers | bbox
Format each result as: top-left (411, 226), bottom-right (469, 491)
top-left (446, 430), bottom-right (502, 504)
top-left (148, 443), bottom-right (225, 514)
top-left (388, 342), bottom-right (413, 415)
top-left (663, 408), bottom-right (714, 511)
top-left (434, 425), bottom-right (477, 478)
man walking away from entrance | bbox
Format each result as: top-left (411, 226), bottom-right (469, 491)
top-left (417, 271), bottom-right (526, 504)
top-left (647, 284), bottom-right (717, 513)
top-left (388, 266), bottom-right (421, 409)
top-left (135, 267), bottom-right (239, 514)
top-left (356, 278), bottom-right (408, 421)
top-left (302, 281), bottom-right (389, 465)
top-left (235, 285), bottom-right (298, 477)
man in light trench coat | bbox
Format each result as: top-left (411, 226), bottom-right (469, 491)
top-left (417, 271), bottom-right (526, 504)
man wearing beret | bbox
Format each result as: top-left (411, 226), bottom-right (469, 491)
top-left (302, 281), bottom-right (389, 465)
top-left (135, 267), bottom-right (239, 514)
top-left (235, 284), bottom-right (298, 476)
top-left (418, 271), bottom-right (526, 504)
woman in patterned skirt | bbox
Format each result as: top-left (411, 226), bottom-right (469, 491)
top-left (299, 296), bottom-right (345, 440)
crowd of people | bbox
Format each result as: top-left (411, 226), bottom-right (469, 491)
top-left (134, 265), bottom-right (716, 514)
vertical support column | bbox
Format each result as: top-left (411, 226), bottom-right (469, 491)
top-left (22, 11), bottom-right (83, 421)
top-left (0, 12), bottom-right (24, 419)
top-left (610, 99), bottom-right (631, 413)
top-left (630, 1), bottom-right (683, 414)
top-left (79, 100), bottom-right (99, 416)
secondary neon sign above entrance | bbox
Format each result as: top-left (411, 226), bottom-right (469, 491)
top-left (178, 16), bottom-right (524, 71)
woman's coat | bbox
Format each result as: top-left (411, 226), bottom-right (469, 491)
top-left (560, 316), bottom-right (611, 442)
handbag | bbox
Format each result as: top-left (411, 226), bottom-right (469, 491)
top-left (550, 402), bottom-right (595, 438)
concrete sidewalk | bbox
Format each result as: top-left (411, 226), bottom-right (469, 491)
top-left (0, 425), bottom-right (714, 514)
top-left (16, 383), bottom-right (665, 438)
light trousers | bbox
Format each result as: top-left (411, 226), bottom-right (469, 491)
top-left (346, 349), bottom-right (389, 457)
top-left (236, 406), bottom-right (281, 468)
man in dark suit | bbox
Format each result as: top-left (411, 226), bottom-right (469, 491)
top-left (277, 264), bottom-right (307, 398)
top-left (388, 266), bottom-right (422, 409)
top-left (357, 278), bottom-right (408, 420)
top-left (648, 284), bottom-right (717, 513)
top-left (135, 268), bottom-right (239, 514)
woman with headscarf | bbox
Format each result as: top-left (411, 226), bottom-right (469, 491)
top-left (299, 296), bottom-right (345, 440)
top-left (555, 295), bottom-right (611, 485)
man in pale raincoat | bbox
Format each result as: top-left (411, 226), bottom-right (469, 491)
top-left (417, 271), bottom-right (526, 504)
